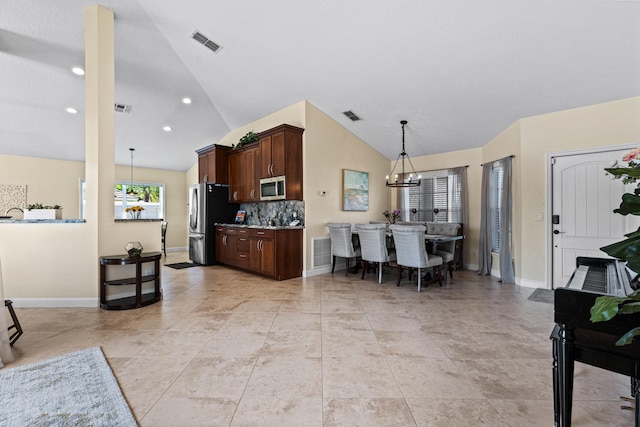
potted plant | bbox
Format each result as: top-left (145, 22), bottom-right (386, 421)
top-left (591, 148), bottom-right (640, 345)
top-left (24, 203), bottom-right (63, 219)
top-left (234, 131), bottom-right (259, 150)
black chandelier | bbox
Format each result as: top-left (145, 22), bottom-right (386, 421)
top-left (386, 120), bottom-right (421, 188)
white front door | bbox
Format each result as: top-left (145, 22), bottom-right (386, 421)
top-left (551, 148), bottom-right (640, 289)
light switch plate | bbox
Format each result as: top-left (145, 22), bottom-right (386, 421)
top-left (533, 213), bottom-right (543, 221)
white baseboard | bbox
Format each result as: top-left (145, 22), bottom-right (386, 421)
top-left (9, 298), bottom-right (98, 308)
top-left (167, 246), bottom-right (187, 253)
top-left (517, 278), bottom-right (547, 289)
top-left (304, 266), bottom-right (333, 277)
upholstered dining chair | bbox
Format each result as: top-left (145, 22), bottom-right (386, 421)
top-left (426, 222), bottom-right (461, 282)
top-left (389, 224), bottom-right (443, 291)
top-left (327, 223), bottom-right (361, 276)
top-left (355, 223), bottom-right (396, 284)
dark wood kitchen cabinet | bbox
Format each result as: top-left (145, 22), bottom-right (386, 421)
top-left (258, 124), bottom-right (304, 200)
top-left (196, 144), bottom-right (230, 184)
top-left (228, 145), bottom-right (260, 203)
top-left (235, 228), bottom-right (250, 269)
top-left (217, 226), bottom-right (302, 280)
top-left (249, 228), bottom-right (276, 277)
top-left (215, 226), bottom-right (236, 265)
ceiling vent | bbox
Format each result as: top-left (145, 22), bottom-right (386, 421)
top-left (191, 30), bottom-right (222, 53)
top-left (114, 103), bottom-right (132, 114)
top-left (343, 110), bottom-right (361, 121)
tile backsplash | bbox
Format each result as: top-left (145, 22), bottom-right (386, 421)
top-left (239, 200), bottom-right (304, 226)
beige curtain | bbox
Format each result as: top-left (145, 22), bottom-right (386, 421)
top-left (0, 257), bottom-right (15, 368)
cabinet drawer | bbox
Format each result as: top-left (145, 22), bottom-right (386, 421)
top-left (249, 228), bottom-right (275, 238)
top-left (236, 236), bottom-right (250, 251)
top-left (225, 227), bottom-right (237, 235)
top-left (236, 251), bottom-right (250, 268)
top-left (215, 226), bottom-right (226, 233)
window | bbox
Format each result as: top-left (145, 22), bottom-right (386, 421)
top-left (399, 168), bottom-right (464, 223)
top-left (490, 163), bottom-right (504, 251)
top-left (80, 181), bottom-right (165, 220)
top-left (115, 183), bottom-right (165, 219)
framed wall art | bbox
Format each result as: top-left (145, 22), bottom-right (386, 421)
top-left (342, 169), bottom-right (369, 211)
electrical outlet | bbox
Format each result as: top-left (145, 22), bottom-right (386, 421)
top-left (533, 213), bottom-right (543, 221)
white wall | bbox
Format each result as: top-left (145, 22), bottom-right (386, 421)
top-left (0, 155), bottom-right (187, 303)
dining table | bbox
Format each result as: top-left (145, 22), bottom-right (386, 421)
top-left (351, 228), bottom-right (465, 285)
top-left (352, 229), bottom-right (463, 253)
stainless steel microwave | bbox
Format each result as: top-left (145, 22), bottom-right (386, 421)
top-left (260, 176), bottom-right (286, 201)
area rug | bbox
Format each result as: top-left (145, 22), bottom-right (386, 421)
top-left (528, 288), bottom-right (555, 304)
top-left (165, 262), bottom-right (200, 269)
top-left (0, 347), bottom-right (137, 426)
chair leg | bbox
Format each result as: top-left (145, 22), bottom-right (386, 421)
top-left (331, 255), bottom-right (336, 274)
top-left (417, 267), bottom-right (421, 292)
top-left (5, 299), bottom-right (23, 346)
top-left (345, 257), bottom-right (349, 276)
top-left (449, 262), bottom-right (453, 279)
top-left (396, 265), bottom-right (402, 286)
top-left (436, 266), bottom-right (443, 286)
top-left (361, 261), bottom-right (366, 280)
top-left (378, 262), bottom-right (383, 284)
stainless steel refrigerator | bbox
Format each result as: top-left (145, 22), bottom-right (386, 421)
top-left (188, 183), bottom-right (238, 265)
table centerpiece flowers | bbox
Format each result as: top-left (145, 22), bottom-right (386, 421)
top-left (126, 205), bottom-right (144, 219)
top-left (383, 209), bottom-right (401, 224)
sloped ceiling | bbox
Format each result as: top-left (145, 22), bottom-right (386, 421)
top-left (1, 1), bottom-right (639, 171)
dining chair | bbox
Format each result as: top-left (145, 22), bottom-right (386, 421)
top-left (327, 223), bottom-right (361, 276)
top-left (427, 222), bottom-right (461, 281)
top-left (390, 224), bottom-right (443, 291)
top-left (355, 223), bottom-right (396, 284)
top-left (161, 221), bottom-right (168, 257)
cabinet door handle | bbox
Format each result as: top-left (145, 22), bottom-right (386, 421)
top-left (203, 174), bottom-right (208, 182)
top-left (259, 239), bottom-right (263, 251)
top-left (251, 189), bottom-right (255, 200)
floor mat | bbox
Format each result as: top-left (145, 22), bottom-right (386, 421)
top-left (165, 262), bottom-right (200, 269)
top-left (527, 288), bottom-right (554, 304)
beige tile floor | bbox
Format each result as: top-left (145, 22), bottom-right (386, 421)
top-left (5, 251), bottom-right (636, 426)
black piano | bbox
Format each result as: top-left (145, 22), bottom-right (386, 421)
top-left (552, 256), bottom-right (640, 426)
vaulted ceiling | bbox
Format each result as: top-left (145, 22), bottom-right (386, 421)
top-left (1, 1), bottom-right (639, 171)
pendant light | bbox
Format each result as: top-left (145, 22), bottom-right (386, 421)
top-left (386, 120), bottom-right (421, 187)
top-left (128, 148), bottom-right (135, 195)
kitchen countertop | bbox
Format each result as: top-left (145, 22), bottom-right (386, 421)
top-left (0, 219), bottom-right (86, 223)
top-left (215, 223), bottom-right (304, 230)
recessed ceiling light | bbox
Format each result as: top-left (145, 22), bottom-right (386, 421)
top-left (182, 97), bottom-right (192, 104)
top-left (66, 107), bottom-right (78, 114)
top-left (71, 67), bottom-right (85, 76)
top-left (163, 126), bottom-right (172, 132)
